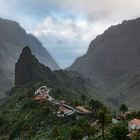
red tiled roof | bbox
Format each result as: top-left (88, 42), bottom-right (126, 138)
top-left (34, 95), bottom-right (46, 102)
top-left (60, 106), bottom-right (72, 114)
top-left (129, 119), bottom-right (140, 126)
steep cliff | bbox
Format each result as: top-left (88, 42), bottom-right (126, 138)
top-left (15, 46), bottom-right (57, 86)
top-left (68, 18), bottom-right (140, 108)
top-left (15, 46), bottom-right (94, 100)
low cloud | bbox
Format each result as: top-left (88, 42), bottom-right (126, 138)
top-left (31, 16), bottom-right (108, 68)
top-left (0, 0), bottom-right (140, 68)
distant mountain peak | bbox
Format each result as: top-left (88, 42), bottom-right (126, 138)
top-left (21, 46), bottom-right (32, 56)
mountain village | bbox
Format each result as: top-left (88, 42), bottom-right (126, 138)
top-left (34, 86), bottom-right (140, 139)
top-left (34, 86), bottom-right (92, 117)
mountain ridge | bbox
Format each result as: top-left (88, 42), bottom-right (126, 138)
top-left (0, 17), bottom-right (59, 98)
top-left (68, 17), bottom-right (140, 109)
top-left (14, 46), bottom-right (95, 101)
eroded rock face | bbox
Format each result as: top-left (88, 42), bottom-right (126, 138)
top-left (68, 18), bottom-right (140, 108)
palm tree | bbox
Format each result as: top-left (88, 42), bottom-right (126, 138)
top-left (89, 99), bottom-right (95, 111)
top-left (94, 100), bottom-right (103, 113)
top-left (120, 104), bottom-right (128, 114)
top-left (98, 108), bottom-right (110, 140)
top-left (109, 123), bottom-right (128, 140)
top-left (81, 94), bottom-right (87, 106)
top-left (89, 99), bottom-right (103, 113)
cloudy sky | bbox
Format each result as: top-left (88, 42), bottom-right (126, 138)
top-left (0, 0), bottom-right (140, 68)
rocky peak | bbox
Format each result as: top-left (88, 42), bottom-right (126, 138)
top-left (15, 46), bottom-right (57, 86)
top-left (15, 46), bottom-right (35, 86)
top-left (0, 17), bottom-right (59, 98)
top-left (20, 46), bottom-right (32, 55)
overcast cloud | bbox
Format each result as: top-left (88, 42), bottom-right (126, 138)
top-left (0, 0), bottom-right (140, 68)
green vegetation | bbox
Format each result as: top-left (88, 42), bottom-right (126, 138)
top-left (0, 84), bottom-right (140, 139)
top-left (81, 94), bottom-right (87, 106)
top-left (120, 104), bottom-right (128, 115)
top-left (0, 85), bottom-right (101, 140)
top-left (98, 107), bottom-right (111, 139)
top-left (89, 99), bottom-right (104, 113)
top-left (108, 123), bottom-right (128, 140)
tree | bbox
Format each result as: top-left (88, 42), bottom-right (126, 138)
top-left (51, 127), bottom-right (60, 139)
top-left (89, 99), bottom-right (95, 111)
top-left (77, 117), bottom-right (95, 137)
top-left (89, 99), bottom-right (103, 113)
top-left (132, 135), bottom-right (140, 140)
top-left (81, 94), bottom-right (87, 106)
top-left (120, 104), bottom-right (128, 114)
top-left (108, 123), bottom-right (128, 140)
top-left (98, 108), bottom-right (111, 140)
top-left (71, 100), bottom-right (82, 107)
top-left (70, 127), bottom-right (83, 140)
top-left (94, 100), bottom-right (103, 113)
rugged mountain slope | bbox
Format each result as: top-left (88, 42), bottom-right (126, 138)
top-left (0, 66), bottom-right (95, 140)
top-left (15, 46), bottom-right (95, 100)
top-left (0, 18), bottom-right (59, 98)
top-left (27, 34), bottom-right (59, 70)
top-left (68, 18), bottom-right (140, 109)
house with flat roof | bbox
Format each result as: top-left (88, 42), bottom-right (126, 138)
top-left (57, 106), bottom-right (74, 117)
top-left (76, 106), bottom-right (92, 114)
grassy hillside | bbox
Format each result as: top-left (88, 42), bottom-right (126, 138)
top-left (0, 82), bottom-right (98, 140)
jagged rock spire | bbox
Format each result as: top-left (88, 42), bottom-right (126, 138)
top-left (15, 46), bottom-right (57, 86)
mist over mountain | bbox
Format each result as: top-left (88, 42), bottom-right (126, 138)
top-left (68, 18), bottom-right (140, 109)
top-left (0, 18), bottom-right (59, 98)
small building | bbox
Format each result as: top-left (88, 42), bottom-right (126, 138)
top-left (91, 120), bottom-right (101, 128)
top-left (127, 131), bottom-right (138, 139)
top-left (35, 86), bottom-right (50, 96)
top-left (128, 119), bottom-right (140, 130)
top-left (34, 95), bottom-right (46, 103)
top-left (57, 106), bottom-right (74, 117)
top-left (34, 86), bottom-right (54, 102)
top-left (75, 106), bottom-right (92, 114)
top-left (112, 118), bottom-right (119, 124)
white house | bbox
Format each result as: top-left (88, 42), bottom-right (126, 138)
top-left (112, 118), bottom-right (119, 124)
top-left (34, 86), bottom-right (54, 101)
